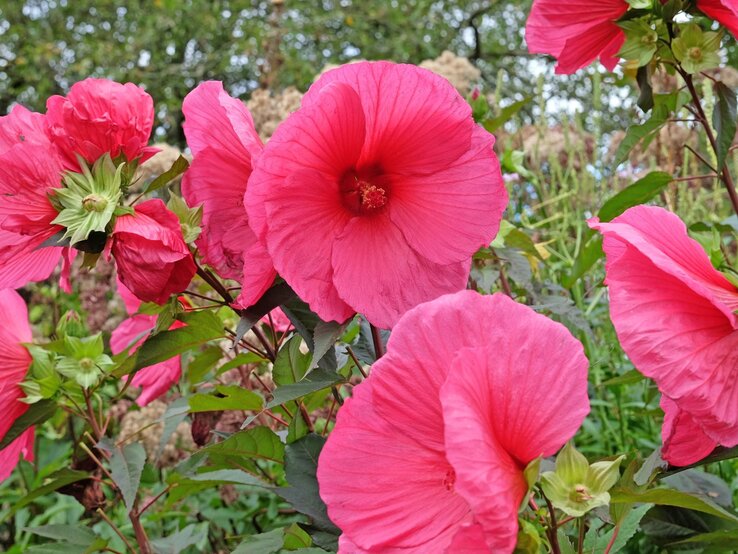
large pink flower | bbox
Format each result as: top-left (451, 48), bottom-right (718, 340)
top-left (110, 280), bottom-right (184, 406)
top-left (181, 81), bottom-right (276, 307)
top-left (525, 0), bottom-right (629, 74)
top-left (111, 199), bottom-right (196, 304)
top-left (46, 78), bottom-right (157, 170)
top-left (590, 205), bottom-right (738, 465)
top-left (317, 291), bottom-right (590, 552)
top-left (0, 106), bottom-right (71, 291)
top-left (0, 289), bottom-right (34, 482)
top-left (698, 0), bottom-right (738, 38)
top-left (246, 62), bottom-right (507, 329)
top-left (660, 396), bottom-right (717, 467)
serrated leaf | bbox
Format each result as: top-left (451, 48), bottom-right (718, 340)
top-left (109, 442), bottom-right (146, 512)
top-left (713, 82), bottom-right (737, 171)
top-left (267, 368), bottom-right (344, 409)
top-left (24, 524), bottom-right (97, 546)
top-left (312, 320), bottom-right (347, 368)
top-left (113, 310), bottom-right (223, 377)
top-left (278, 434), bottom-right (340, 535)
top-left (583, 503), bottom-right (653, 553)
top-left (144, 154), bottom-right (189, 193)
top-left (236, 282), bottom-right (297, 339)
top-left (188, 385), bottom-right (263, 413)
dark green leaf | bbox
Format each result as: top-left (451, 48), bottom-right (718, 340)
top-left (282, 298), bottom-right (341, 371)
top-left (636, 65), bottom-right (654, 112)
top-left (267, 368), bottom-right (344, 409)
top-left (188, 385), bottom-right (263, 413)
top-left (144, 154), bottom-right (189, 193)
top-left (187, 345), bottom-right (223, 384)
top-left (603, 370), bottom-right (646, 387)
top-left (0, 399), bottom-right (56, 450)
top-left (24, 524), bottom-right (97, 546)
top-left (237, 282), bottom-right (297, 338)
top-left (113, 310), bottom-right (223, 377)
top-left (713, 82), bottom-right (737, 171)
top-left (109, 442), bottom-right (146, 512)
top-left (150, 523), bottom-right (208, 554)
top-left (4, 469), bottom-right (89, 519)
top-left (597, 171), bottom-right (672, 222)
top-left (278, 434), bottom-right (341, 535)
top-left (611, 487), bottom-right (738, 522)
top-left (312, 320), bottom-right (348, 368)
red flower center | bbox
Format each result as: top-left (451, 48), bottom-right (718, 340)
top-left (340, 168), bottom-right (391, 215)
top-left (442, 467), bottom-right (456, 492)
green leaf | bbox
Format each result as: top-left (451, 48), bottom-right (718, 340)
top-left (282, 298), bottom-right (340, 371)
top-left (483, 96), bottom-right (532, 132)
top-left (144, 154), bottom-right (189, 193)
top-left (200, 426), bottom-right (285, 471)
top-left (188, 385), bottom-right (263, 413)
top-left (109, 442), bottom-right (146, 512)
top-left (312, 320), bottom-right (348, 368)
top-left (24, 524), bottom-right (97, 546)
top-left (284, 523), bottom-right (312, 549)
top-left (187, 345), bottom-right (223, 384)
top-left (713, 82), bottom-right (737, 171)
top-left (610, 487), bottom-right (738, 523)
top-left (583, 503), bottom-right (653, 553)
top-left (278, 434), bottom-right (340, 534)
top-left (232, 528), bottom-right (284, 554)
top-left (603, 369), bottom-right (646, 387)
top-left (236, 282), bottom-right (297, 337)
top-left (287, 410), bottom-right (310, 444)
top-left (113, 310), bottom-right (223, 377)
top-left (267, 368), bottom-right (345, 409)
top-left (0, 399), bottom-right (56, 450)
top-left (273, 336), bottom-right (312, 386)
top-left (670, 528), bottom-right (738, 547)
top-left (562, 235), bottom-right (602, 289)
top-left (597, 171), bottom-right (672, 222)
top-left (3, 469), bottom-right (89, 519)
top-left (150, 522), bottom-right (208, 554)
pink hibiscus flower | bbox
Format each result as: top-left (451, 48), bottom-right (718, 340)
top-left (110, 280), bottom-right (184, 406)
top-left (317, 291), bottom-right (590, 552)
top-left (45, 78), bottom-right (157, 170)
top-left (660, 396), bottom-right (717, 467)
top-left (590, 205), bottom-right (738, 466)
top-left (0, 289), bottom-right (34, 482)
top-left (181, 81), bottom-right (276, 308)
top-left (246, 62), bottom-right (507, 329)
top-left (525, 0), bottom-right (629, 74)
top-left (111, 198), bottom-right (196, 304)
top-left (698, 0), bottom-right (738, 38)
top-left (0, 106), bottom-right (73, 291)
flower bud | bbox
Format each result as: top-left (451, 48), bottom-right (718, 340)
top-left (540, 442), bottom-right (625, 517)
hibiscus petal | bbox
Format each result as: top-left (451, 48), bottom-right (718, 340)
top-left (591, 206), bottom-right (738, 445)
top-left (660, 396), bottom-right (717, 467)
top-left (330, 214), bottom-right (470, 329)
top-left (0, 104), bottom-right (50, 155)
top-left (317, 381), bottom-right (472, 552)
top-left (235, 238), bottom-right (277, 308)
top-left (698, 0), bottom-right (738, 38)
top-left (263, 169), bottom-right (354, 323)
top-left (388, 125), bottom-right (507, 265)
top-left (0, 428), bottom-right (34, 483)
top-left (246, 81), bottom-right (365, 243)
top-left (305, 61), bottom-right (473, 175)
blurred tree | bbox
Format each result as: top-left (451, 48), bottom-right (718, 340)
top-left (1, 0), bottom-right (735, 146)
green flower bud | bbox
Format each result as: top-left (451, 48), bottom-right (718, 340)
top-left (50, 154), bottom-right (124, 247)
top-left (56, 310), bottom-right (87, 338)
top-left (20, 345), bottom-right (62, 403)
top-left (540, 442), bottom-right (625, 518)
top-left (618, 19), bottom-right (660, 67)
top-left (56, 334), bottom-right (114, 389)
top-left (672, 23), bottom-right (722, 74)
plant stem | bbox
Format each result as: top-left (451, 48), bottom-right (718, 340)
top-left (97, 508), bottom-right (136, 553)
top-left (577, 517), bottom-right (586, 554)
top-left (539, 490), bottom-right (562, 554)
top-left (679, 68), bottom-right (738, 217)
top-left (370, 324), bottom-right (385, 360)
top-left (603, 524), bottom-right (620, 554)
